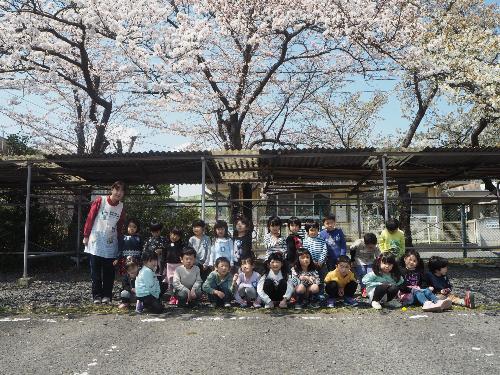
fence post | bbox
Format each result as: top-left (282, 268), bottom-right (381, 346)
top-left (22, 163), bottom-right (32, 280)
top-left (76, 192), bottom-right (82, 270)
top-left (381, 154), bottom-right (389, 221)
top-left (215, 182), bottom-right (219, 221)
top-left (460, 204), bottom-right (468, 258)
top-left (357, 194), bottom-right (362, 238)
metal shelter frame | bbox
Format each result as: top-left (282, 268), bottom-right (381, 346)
top-left (1, 147), bottom-right (500, 278)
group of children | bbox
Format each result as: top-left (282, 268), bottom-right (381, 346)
top-left (83, 182), bottom-right (475, 314)
top-left (118, 215), bottom-right (476, 314)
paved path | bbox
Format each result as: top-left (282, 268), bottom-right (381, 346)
top-left (1, 309), bottom-right (499, 374)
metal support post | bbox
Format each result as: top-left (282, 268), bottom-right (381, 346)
top-left (76, 192), bottom-right (82, 270)
top-left (460, 204), bottom-right (468, 258)
top-left (23, 163), bottom-right (32, 279)
top-left (381, 154), bottom-right (389, 221)
top-left (201, 157), bottom-right (206, 221)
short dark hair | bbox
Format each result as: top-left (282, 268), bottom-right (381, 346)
top-left (192, 219), bottom-right (206, 228)
top-left (234, 215), bottom-right (253, 237)
top-left (428, 256), bottom-right (448, 273)
top-left (240, 256), bottom-right (255, 266)
top-left (363, 232), bottom-right (378, 245)
top-left (141, 249), bottom-right (157, 263)
top-left (267, 216), bottom-right (282, 232)
top-left (181, 246), bottom-right (197, 258)
top-left (265, 252), bottom-right (287, 278)
top-left (149, 220), bottom-right (163, 232)
top-left (305, 221), bottom-right (320, 232)
top-left (400, 249), bottom-right (424, 272)
top-left (373, 253), bottom-right (401, 280)
top-left (385, 218), bottom-right (399, 231)
top-left (213, 220), bottom-right (230, 238)
top-left (170, 226), bottom-right (183, 238)
top-left (337, 255), bottom-right (351, 265)
top-left (322, 214), bottom-right (336, 223)
top-left (126, 218), bottom-right (140, 232)
top-left (288, 216), bottom-right (302, 227)
top-left (215, 256), bottom-right (230, 267)
top-left (294, 248), bottom-right (315, 273)
top-left (111, 180), bottom-right (127, 192)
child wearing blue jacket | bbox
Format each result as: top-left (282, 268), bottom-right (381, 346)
top-left (135, 250), bottom-right (163, 314)
top-left (319, 214), bottom-right (347, 271)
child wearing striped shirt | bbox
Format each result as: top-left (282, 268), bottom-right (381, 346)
top-left (302, 221), bottom-right (328, 297)
top-left (264, 216), bottom-right (287, 259)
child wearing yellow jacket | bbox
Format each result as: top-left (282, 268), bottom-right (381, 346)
top-left (324, 255), bottom-right (358, 307)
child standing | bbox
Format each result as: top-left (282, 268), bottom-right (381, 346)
top-left (319, 214), bottom-right (347, 271)
top-left (162, 227), bottom-right (184, 305)
top-left (303, 221), bottom-right (328, 293)
top-left (425, 256), bottom-right (475, 308)
top-left (362, 253), bottom-right (404, 310)
top-left (350, 232), bottom-right (380, 298)
top-left (257, 252), bottom-right (293, 309)
top-left (143, 220), bottom-right (168, 276)
top-left (399, 250), bottom-right (451, 312)
top-left (173, 247), bottom-right (203, 307)
top-left (291, 248), bottom-right (320, 309)
top-left (233, 215), bottom-right (254, 265)
top-left (264, 216), bottom-right (287, 259)
top-left (324, 255), bottom-right (358, 307)
top-left (83, 181), bottom-right (126, 304)
top-left (207, 220), bottom-right (234, 267)
top-left (119, 260), bottom-right (139, 309)
top-left (117, 218), bottom-right (143, 275)
top-left (188, 219), bottom-right (211, 281)
top-left (135, 250), bottom-right (163, 314)
top-left (286, 216), bottom-right (303, 266)
top-left (202, 257), bottom-right (235, 307)
top-left (379, 218), bottom-right (405, 258)
top-left (234, 257), bottom-right (261, 308)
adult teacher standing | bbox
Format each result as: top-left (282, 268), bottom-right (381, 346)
top-left (83, 181), bottom-right (126, 304)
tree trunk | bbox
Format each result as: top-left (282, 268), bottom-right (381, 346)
top-left (471, 117), bottom-right (498, 195)
top-left (397, 183), bottom-right (413, 248)
top-left (230, 184), bottom-right (240, 224)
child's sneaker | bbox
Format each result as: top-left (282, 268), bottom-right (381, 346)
top-left (385, 299), bottom-right (401, 309)
top-left (294, 303), bottom-right (303, 310)
top-left (209, 302), bottom-right (217, 308)
top-left (224, 302), bottom-right (232, 308)
top-left (93, 297), bottom-right (102, 304)
top-left (371, 301), bottom-right (382, 310)
top-left (361, 288), bottom-right (368, 298)
top-left (135, 300), bottom-right (144, 313)
top-left (101, 297), bottom-right (110, 304)
top-left (422, 300), bottom-right (442, 312)
top-left (344, 297), bottom-right (358, 307)
top-left (440, 299), bottom-right (452, 311)
top-left (309, 301), bottom-right (321, 309)
top-left (118, 303), bottom-right (129, 309)
top-left (252, 301), bottom-right (261, 308)
top-left (168, 296), bottom-right (178, 305)
top-left (326, 298), bottom-right (335, 308)
top-left (264, 302), bottom-right (274, 309)
top-left (464, 290), bottom-right (475, 309)
top-left (239, 302), bottom-right (248, 308)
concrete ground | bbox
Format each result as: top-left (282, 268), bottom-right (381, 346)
top-left (1, 309), bottom-right (499, 375)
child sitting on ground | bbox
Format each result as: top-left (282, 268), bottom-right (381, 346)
top-left (425, 256), bottom-right (475, 308)
top-left (350, 232), bottom-right (380, 298)
top-left (264, 216), bottom-right (287, 259)
top-left (319, 214), bottom-right (347, 271)
top-left (379, 218), bottom-right (405, 258)
top-left (234, 257), bottom-right (261, 308)
top-left (362, 253), bottom-right (404, 310)
top-left (257, 252), bottom-right (293, 309)
top-left (399, 250), bottom-right (451, 312)
top-left (202, 257), bottom-right (235, 307)
top-left (207, 220), bottom-right (234, 267)
top-left (324, 255), bottom-right (358, 308)
top-left (188, 219), bottom-right (211, 281)
top-left (119, 260), bottom-right (139, 309)
top-left (135, 250), bottom-right (163, 314)
top-left (173, 247), bottom-right (203, 307)
top-left (286, 216), bottom-right (303, 266)
top-left (291, 248), bottom-right (320, 309)
top-left (162, 227), bottom-right (184, 305)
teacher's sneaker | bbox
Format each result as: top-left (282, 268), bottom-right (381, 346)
top-left (371, 301), bottom-right (382, 310)
top-left (101, 297), bottom-right (111, 304)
